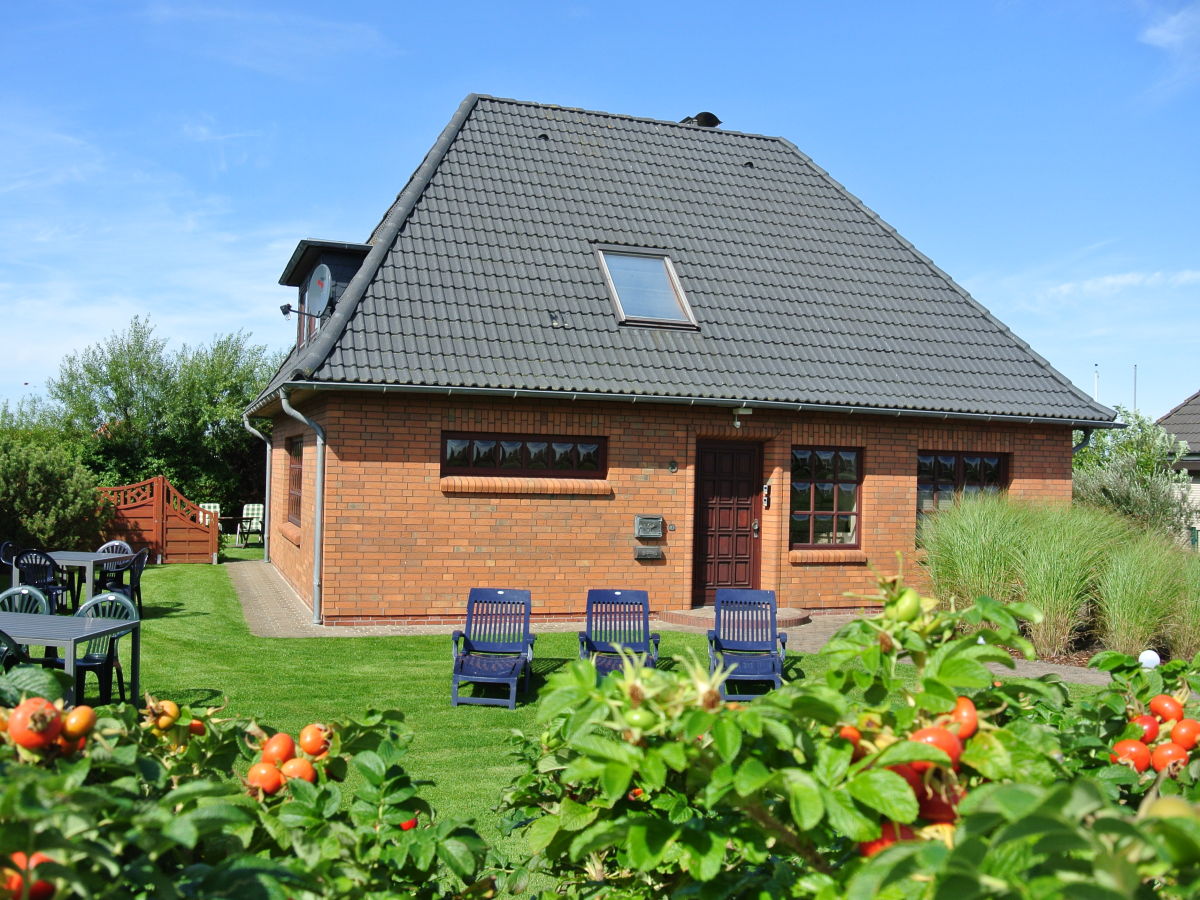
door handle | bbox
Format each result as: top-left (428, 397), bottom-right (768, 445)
top-left (752, 519), bottom-right (759, 537)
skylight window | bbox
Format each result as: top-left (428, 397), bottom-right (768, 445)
top-left (597, 248), bottom-right (697, 327)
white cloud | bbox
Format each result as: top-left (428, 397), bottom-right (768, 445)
top-left (1048, 269), bottom-right (1200, 296)
top-left (1139, 2), bottom-right (1200, 91)
top-left (140, 3), bottom-right (395, 79)
top-left (0, 108), bottom-right (298, 407)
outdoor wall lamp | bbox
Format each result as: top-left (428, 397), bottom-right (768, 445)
top-left (732, 405), bottom-right (753, 429)
top-left (280, 303), bottom-right (324, 320)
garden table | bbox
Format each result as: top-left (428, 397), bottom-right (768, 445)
top-left (0, 610), bottom-right (140, 704)
top-left (9, 550), bottom-right (136, 605)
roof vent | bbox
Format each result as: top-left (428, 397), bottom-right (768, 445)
top-left (680, 112), bottom-right (721, 128)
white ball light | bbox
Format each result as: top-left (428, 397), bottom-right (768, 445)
top-left (1139, 650), bottom-right (1161, 669)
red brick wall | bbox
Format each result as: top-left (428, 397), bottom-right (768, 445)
top-left (266, 393), bottom-right (1073, 624)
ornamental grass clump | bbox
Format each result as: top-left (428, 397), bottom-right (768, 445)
top-left (1167, 553), bottom-right (1200, 661)
top-left (1094, 532), bottom-right (1186, 657)
top-left (1018, 503), bottom-right (1128, 657)
top-left (918, 492), bottom-right (1030, 609)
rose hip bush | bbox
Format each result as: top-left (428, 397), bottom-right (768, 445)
top-left (0, 668), bottom-right (491, 899)
top-left (497, 575), bottom-right (1200, 898)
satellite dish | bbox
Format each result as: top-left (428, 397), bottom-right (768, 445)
top-left (305, 264), bottom-right (333, 318)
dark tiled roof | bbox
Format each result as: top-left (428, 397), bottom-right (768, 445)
top-left (1159, 389), bottom-right (1200, 452)
top-left (252, 95), bottom-right (1115, 424)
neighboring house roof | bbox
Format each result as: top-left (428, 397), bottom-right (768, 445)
top-left (249, 94), bottom-right (1116, 426)
top-left (1159, 388), bottom-right (1200, 454)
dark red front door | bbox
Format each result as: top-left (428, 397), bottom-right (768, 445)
top-left (693, 441), bottom-right (762, 607)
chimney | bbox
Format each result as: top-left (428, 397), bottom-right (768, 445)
top-left (680, 112), bottom-right (721, 128)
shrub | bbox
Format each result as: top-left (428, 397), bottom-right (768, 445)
top-left (0, 434), bottom-right (111, 549)
top-left (1074, 457), bottom-right (1195, 542)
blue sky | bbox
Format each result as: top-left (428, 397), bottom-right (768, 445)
top-left (3, 0), bottom-right (1197, 421)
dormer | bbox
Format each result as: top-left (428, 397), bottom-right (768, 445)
top-left (279, 239), bottom-right (371, 349)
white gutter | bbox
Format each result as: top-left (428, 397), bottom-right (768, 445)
top-left (242, 413), bottom-right (272, 562)
top-left (279, 389), bottom-right (325, 625)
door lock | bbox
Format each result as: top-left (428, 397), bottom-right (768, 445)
top-left (752, 518), bottom-right (759, 537)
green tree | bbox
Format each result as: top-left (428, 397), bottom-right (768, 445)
top-left (34, 317), bottom-right (281, 515)
top-left (1073, 406), bottom-right (1194, 540)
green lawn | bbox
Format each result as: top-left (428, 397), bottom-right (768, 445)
top-left (134, 551), bottom-right (818, 847)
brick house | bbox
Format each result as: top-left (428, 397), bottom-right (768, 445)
top-left (1158, 389), bottom-right (1200, 541)
top-left (244, 95), bottom-right (1116, 624)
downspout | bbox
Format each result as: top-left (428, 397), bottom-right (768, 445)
top-left (242, 413), bottom-right (272, 563)
top-left (280, 389), bottom-right (325, 625)
top-left (1072, 427), bottom-right (1094, 455)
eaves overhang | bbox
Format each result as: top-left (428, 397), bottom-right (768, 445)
top-left (245, 379), bottom-right (1123, 430)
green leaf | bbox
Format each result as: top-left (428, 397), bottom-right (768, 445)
top-left (823, 787), bottom-right (877, 842)
top-left (352, 751), bottom-right (386, 785)
top-left (814, 740), bottom-right (853, 786)
top-left (934, 656), bottom-right (995, 689)
top-left (711, 717), bottom-right (742, 762)
top-left (559, 797), bottom-right (598, 832)
top-left (600, 763), bottom-right (633, 803)
top-left (626, 817), bottom-right (679, 869)
top-left (437, 835), bottom-right (483, 881)
top-left (960, 730), bottom-right (1013, 781)
top-left (847, 769), bottom-right (919, 823)
top-left (679, 828), bottom-right (724, 881)
top-left (733, 758), bottom-right (773, 797)
top-left (525, 814), bottom-right (560, 853)
top-left (0, 665), bottom-right (71, 703)
top-left (783, 769), bottom-right (824, 830)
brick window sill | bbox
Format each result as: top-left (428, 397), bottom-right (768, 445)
top-left (440, 476), bottom-right (614, 496)
top-left (280, 522), bottom-right (302, 546)
top-left (789, 548), bottom-right (868, 565)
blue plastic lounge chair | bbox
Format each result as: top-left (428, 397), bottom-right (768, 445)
top-left (451, 588), bottom-right (535, 709)
top-left (707, 588), bottom-right (788, 701)
top-left (43, 593), bottom-right (138, 704)
top-left (578, 589), bottom-right (660, 677)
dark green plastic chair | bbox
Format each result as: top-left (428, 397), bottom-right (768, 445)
top-left (43, 593), bottom-right (138, 704)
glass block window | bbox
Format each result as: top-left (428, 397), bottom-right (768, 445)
top-left (917, 452), bottom-right (1006, 516)
top-left (287, 437), bottom-right (303, 526)
top-left (442, 433), bottom-right (607, 478)
top-left (790, 447), bottom-right (861, 547)
top-left (597, 248), bottom-right (697, 327)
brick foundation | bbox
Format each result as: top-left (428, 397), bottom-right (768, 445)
top-left (267, 393), bottom-right (1072, 623)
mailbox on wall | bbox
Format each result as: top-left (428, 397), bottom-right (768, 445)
top-left (634, 515), bottom-right (665, 539)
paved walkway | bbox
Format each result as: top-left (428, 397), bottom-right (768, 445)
top-left (225, 559), bottom-right (1108, 686)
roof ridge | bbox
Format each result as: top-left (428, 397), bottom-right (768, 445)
top-left (471, 94), bottom-right (786, 144)
top-left (1157, 386), bottom-right (1200, 424)
top-left (769, 136), bottom-right (1115, 423)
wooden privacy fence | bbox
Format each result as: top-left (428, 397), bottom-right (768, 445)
top-left (97, 476), bottom-right (218, 564)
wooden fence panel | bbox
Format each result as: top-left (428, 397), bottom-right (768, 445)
top-left (98, 476), bottom-right (217, 564)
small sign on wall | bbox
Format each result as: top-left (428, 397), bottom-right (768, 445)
top-left (634, 515), bottom-right (665, 539)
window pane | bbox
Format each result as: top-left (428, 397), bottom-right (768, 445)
top-left (918, 488), bottom-right (937, 513)
top-left (981, 456), bottom-right (1001, 484)
top-left (526, 442), bottom-right (549, 469)
top-left (498, 441), bottom-right (523, 469)
top-left (917, 454), bottom-right (935, 481)
top-left (836, 450), bottom-right (857, 481)
top-left (445, 439), bottom-right (470, 468)
top-left (937, 455), bottom-right (957, 480)
top-left (962, 456), bottom-right (982, 484)
top-left (576, 443), bottom-right (600, 471)
top-left (551, 442), bottom-right (576, 469)
top-left (790, 514), bottom-right (811, 545)
top-left (813, 450), bottom-right (835, 480)
top-left (835, 515), bottom-right (856, 544)
top-left (792, 449), bottom-right (812, 480)
top-left (471, 440), bottom-right (496, 467)
top-left (837, 483), bottom-right (857, 512)
top-left (962, 484), bottom-right (980, 495)
top-left (814, 483), bottom-right (835, 512)
top-left (813, 515), bottom-right (834, 544)
top-left (603, 253), bottom-right (688, 321)
top-left (791, 481), bottom-right (811, 510)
